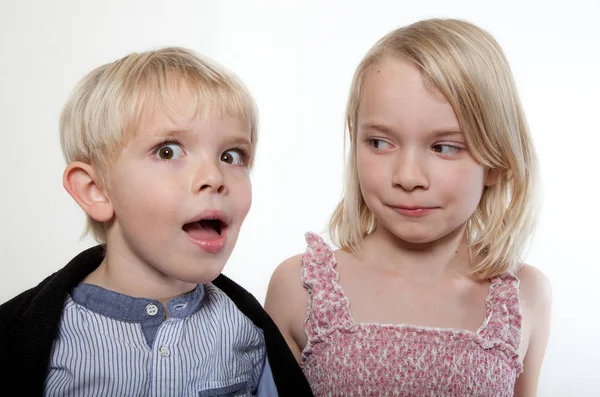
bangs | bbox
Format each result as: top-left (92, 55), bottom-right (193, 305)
top-left (123, 67), bottom-right (258, 163)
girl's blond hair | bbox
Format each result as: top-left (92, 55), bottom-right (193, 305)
top-left (60, 47), bottom-right (258, 243)
top-left (330, 19), bottom-right (539, 278)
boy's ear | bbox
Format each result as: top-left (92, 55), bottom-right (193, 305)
top-left (63, 162), bottom-right (114, 222)
top-left (484, 168), bottom-right (504, 187)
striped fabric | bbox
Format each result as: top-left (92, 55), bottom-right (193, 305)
top-left (44, 283), bottom-right (273, 396)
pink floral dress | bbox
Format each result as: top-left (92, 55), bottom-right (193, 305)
top-left (300, 232), bottom-right (523, 396)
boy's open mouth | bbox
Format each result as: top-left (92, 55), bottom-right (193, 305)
top-left (183, 218), bottom-right (228, 239)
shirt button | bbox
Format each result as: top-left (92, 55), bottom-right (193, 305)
top-left (146, 303), bottom-right (159, 316)
top-left (159, 346), bottom-right (170, 357)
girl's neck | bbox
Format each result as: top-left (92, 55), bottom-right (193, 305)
top-left (354, 223), bottom-right (473, 283)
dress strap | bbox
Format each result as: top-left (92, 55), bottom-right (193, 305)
top-left (300, 232), bottom-right (353, 342)
top-left (479, 273), bottom-right (523, 355)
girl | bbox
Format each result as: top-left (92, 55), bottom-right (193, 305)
top-left (265, 18), bottom-right (551, 396)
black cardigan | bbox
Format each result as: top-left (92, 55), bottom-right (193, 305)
top-left (0, 246), bottom-right (313, 396)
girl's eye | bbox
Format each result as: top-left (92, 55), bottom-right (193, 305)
top-left (155, 143), bottom-right (184, 160)
top-left (432, 144), bottom-right (463, 156)
top-left (221, 149), bottom-right (245, 165)
top-left (369, 138), bottom-right (391, 150)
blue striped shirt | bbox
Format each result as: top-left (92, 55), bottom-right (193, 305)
top-left (44, 283), bottom-right (277, 396)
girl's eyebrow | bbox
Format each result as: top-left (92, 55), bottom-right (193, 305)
top-left (360, 122), bottom-right (463, 139)
top-left (360, 122), bottom-right (395, 135)
top-left (429, 130), bottom-right (463, 139)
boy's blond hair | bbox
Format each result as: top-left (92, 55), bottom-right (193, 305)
top-left (330, 19), bottom-right (539, 279)
top-left (60, 47), bottom-right (258, 244)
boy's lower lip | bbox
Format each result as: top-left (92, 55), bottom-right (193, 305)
top-left (391, 206), bottom-right (435, 216)
top-left (186, 230), bottom-right (228, 253)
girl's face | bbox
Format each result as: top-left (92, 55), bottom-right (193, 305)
top-left (356, 57), bottom-right (498, 244)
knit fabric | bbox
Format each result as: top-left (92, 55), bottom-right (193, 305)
top-left (300, 232), bottom-right (522, 397)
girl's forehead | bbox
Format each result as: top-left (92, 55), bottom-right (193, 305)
top-left (361, 59), bottom-right (447, 106)
top-left (357, 74), bottom-right (459, 137)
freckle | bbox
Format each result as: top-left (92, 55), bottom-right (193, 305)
top-left (377, 69), bottom-right (381, 73)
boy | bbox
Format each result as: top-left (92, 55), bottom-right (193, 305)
top-left (0, 47), bottom-right (311, 396)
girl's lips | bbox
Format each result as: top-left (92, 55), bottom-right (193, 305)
top-left (391, 206), bottom-right (436, 216)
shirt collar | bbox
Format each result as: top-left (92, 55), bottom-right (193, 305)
top-left (70, 282), bottom-right (205, 322)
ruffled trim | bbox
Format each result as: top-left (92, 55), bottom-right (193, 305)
top-left (301, 232), bottom-right (353, 352)
top-left (479, 273), bottom-right (523, 356)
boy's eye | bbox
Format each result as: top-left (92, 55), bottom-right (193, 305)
top-left (156, 143), bottom-right (184, 160)
top-left (432, 144), bottom-right (463, 156)
top-left (369, 138), bottom-right (391, 150)
top-left (221, 149), bottom-right (245, 165)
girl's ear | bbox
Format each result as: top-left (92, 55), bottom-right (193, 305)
top-left (484, 168), bottom-right (504, 187)
top-left (63, 162), bottom-right (114, 222)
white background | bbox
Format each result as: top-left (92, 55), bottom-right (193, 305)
top-left (1, 0), bottom-right (598, 394)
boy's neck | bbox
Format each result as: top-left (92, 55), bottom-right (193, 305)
top-left (355, 224), bottom-right (473, 282)
top-left (83, 248), bottom-right (198, 306)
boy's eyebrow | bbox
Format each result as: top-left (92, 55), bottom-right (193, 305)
top-left (149, 128), bottom-right (253, 148)
top-left (360, 122), bottom-right (463, 138)
top-left (150, 128), bottom-right (194, 140)
top-left (226, 136), bottom-right (253, 148)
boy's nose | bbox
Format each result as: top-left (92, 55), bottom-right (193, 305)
top-left (192, 160), bottom-right (227, 194)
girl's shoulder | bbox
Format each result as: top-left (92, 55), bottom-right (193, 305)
top-left (267, 252), bottom-right (305, 305)
top-left (264, 250), bottom-right (309, 362)
top-left (265, 233), bottom-right (332, 358)
top-left (265, 231), bottom-right (340, 327)
top-left (512, 264), bottom-right (552, 393)
top-left (515, 264), bottom-right (552, 309)
top-left (268, 232), bottom-right (337, 286)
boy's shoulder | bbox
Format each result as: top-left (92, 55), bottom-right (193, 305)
top-left (0, 245), bottom-right (104, 390)
top-left (201, 281), bottom-right (266, 330)
top-left (0, 272), bottom-right (55, 333)
top-left (210, 274), bottom-right (268, 327)
top-left (0, 245), bottom-right (104, 321)
top-left (0, 245), bottom-right (104, 347)
top-left (212, 274), bottom-right (313, 396)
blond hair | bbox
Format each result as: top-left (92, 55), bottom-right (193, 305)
top-left (60, 47), bottom-right (258, 243)
top-left (330, 19), bottom-right (539, 278)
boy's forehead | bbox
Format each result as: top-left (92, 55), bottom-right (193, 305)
top-left (136, 103), bottom-right (251, 141)
top-left (135, 85), bottom-right (250, 138)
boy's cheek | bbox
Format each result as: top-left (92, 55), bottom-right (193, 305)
top-left (237, 187), bottom-right (252, 220)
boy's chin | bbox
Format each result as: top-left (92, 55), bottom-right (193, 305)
top-left (176, 262), bottom-right (229, 285)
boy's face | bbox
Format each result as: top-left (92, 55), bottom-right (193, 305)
top-left (103, 84), bottom-right (252, 288)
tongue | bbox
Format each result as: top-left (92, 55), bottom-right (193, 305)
top-left (183, 222), bottom-right (220, 240)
